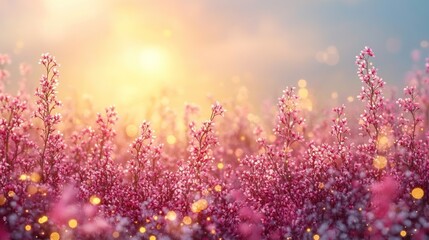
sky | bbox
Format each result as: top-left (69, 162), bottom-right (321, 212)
top-left (1, 0), bottom-right (428, 119)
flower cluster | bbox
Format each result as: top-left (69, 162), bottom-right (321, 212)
top-left (356, 47), bottom-right (386, 142)
top-left (1, 48), bottom-right (429, 239)
top-left (33, 53), bottom-right (66, 189)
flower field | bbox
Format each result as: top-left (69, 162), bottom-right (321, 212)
top-left (1, 48), bottom-right (429, 239)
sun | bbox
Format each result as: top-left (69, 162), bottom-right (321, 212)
top-left (139, 47), bottom-right (168, 75)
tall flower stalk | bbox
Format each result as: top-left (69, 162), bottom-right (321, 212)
top-left (356, 47), bottom-right (386, 142)
top-left (34, 53), bottom-right (65, 186)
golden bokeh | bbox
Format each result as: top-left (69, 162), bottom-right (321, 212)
top-left (50, 232), bottom-right (60, 240)
top-left (217, 162), bottom-right (224, 170)
top-left (183, 216), bottom-right (192, 225)
top-left (112, 231), bottom-right (120, 238)
top-left (27, 184), bottom-right (38, 195)
top-left (8, 191), bottom-right (15, 198)
top-left (373, 155), bottom-right (387, 170)
top-left (19, 174), bottom-right (28, 181)
top-left (301, 98), bottom-right (313, 111)
top-left (30, 172), bottom-right (41, 183)
top-left (68, 219), bottom-right (78, 229)
top-left (167, 135), bottom-right (177, 145)
top-left (298, 79), bottom-right (307, 88)
top-left (38, 215), bottom-right (49, 224)
top-left (126, 124), bottom-right (139, 138)
top-left (298, 88), bottom-right (309, 99)
top-left (191, 199), bottom-right (208, 213)
top-left (377, 135), bottom-right (392, 151)
top-left (165, 211), bottom-right (177, 221)
top-left (214, 185), bottom-right (222, 192)
top-left (411, 187), bottom-right (424, 200)
top-left (0, 194), bottom-right (6, 206)
top-left (25, 225), bottom-right (32, 231)
top-left (90, 195), bottom-right (101, 205)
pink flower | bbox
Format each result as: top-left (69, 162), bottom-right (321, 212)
top-left (274, 87), bottom-right (304, 149)
top-left (49, 185), bottom-right (80, 226)
top-left (356, 47), bottom-right (386, 142)
top-left (370, 176), bottom-right (399, 219)
top-left (1, 48), bottom-right (429, 239)
top-left (33, 53), bottom-right (66, 188)
top-left (0, 222), bottom-right (10, 240)
top-left (0, 54), bottom-right (11, 65)
top-left (80, 217), bottom-right (111, 235)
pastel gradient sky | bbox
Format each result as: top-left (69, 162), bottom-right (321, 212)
top-left (1, 0), bottom-right (428, 116)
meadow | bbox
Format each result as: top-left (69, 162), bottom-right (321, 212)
top-left (1, 47), bottom-right (429, 239)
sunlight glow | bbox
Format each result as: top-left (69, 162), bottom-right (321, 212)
top-left (167, 135), bottom-right (177, 145)
top-left (139, 47), bottom-right (168, 75)
top-left (126, 124), bottom-right (139, 138)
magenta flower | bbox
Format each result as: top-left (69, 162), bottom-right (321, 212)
top-left (34, 53), bottom-right (66, 188)
top-left (1, 48), bottom-right (429, 239)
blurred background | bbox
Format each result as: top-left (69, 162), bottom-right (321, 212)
top-left (1, 0), bottom-right (429, 121)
